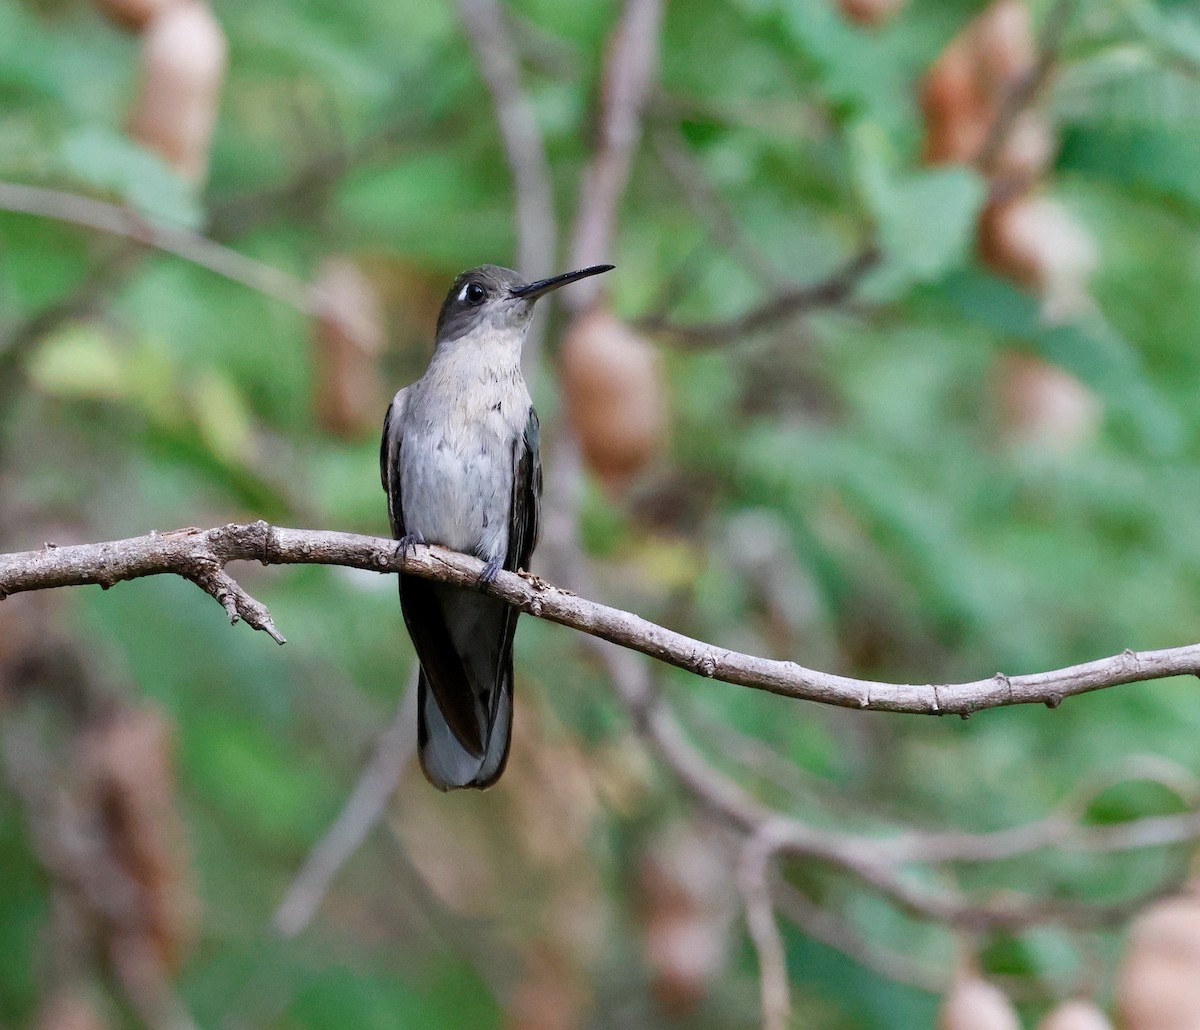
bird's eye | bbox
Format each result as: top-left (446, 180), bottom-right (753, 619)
top-left (464, 282), bottom-right (487, 305)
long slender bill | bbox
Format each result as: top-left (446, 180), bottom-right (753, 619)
top-left (510, 264), bottom-right (615, 301)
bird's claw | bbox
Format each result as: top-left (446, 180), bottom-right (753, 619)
top-left (395, 532), bottom-right (426, 560)
top-left (478, 558), bottom-right (502, 587)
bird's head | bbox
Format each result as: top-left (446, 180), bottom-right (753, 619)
top-left (435, 263), bottom-right (614, 344)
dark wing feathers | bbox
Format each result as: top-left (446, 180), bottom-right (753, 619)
top-left (506, 406), bottom-right (542, 574)
top-left (484, 405), bottom-right (541, 749)
top-left (381, 388), bottom-right (408, 539)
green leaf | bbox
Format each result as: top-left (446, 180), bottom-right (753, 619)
top-left (851, 122), bottom-right (987, 296)
top-left (26, 322), bottom-right (127, 400)
top-left (1059, 123), bottom-right (1200, 210)
top-left (58, 125), bottom-right (204, 229)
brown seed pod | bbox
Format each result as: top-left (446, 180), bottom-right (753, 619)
top-left (938, 977), bottom-right (1021, 1030)
top-left (838, 0), bottom-right (906, 28)
top-left (986, 111), bottom-right (1057, 188)
top-left (921, 36), bottom-right (992, 165)
top-left (920, 0), bottom-right (1038, 169)
top-left (992, 351), bottom-right (1100, 454)
top-left (311, 257), bottom-right (386, 440)
top-left (1036, 998), bottom-right (1113, 1030)
top-left (91, 0), bottom-right (181, 32)
top-left (506, 940), bottom-right (589, 1030)
top-left (560, 309), bottom-right (667, 493)
top-left (35, 989), bottom-right (110, 1030)
top-left (126, 0), bottom-right (227, 184)
top-left (973, 0), bottom-right (1036, 99)
top-left (979, 196), bottom-right (1097, 321)
top-left (79, 706), bottom-right (197, 972)
top-left (638, 824), bottom-right (736, 1018)
top-left (1116, 887), bottom-right (1200, 1029)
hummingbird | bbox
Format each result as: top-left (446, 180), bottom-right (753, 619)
top-left (381, 263), bottom-right (614, 790)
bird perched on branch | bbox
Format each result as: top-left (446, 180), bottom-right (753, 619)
top-left (381, 263), bottom-right (614, 790)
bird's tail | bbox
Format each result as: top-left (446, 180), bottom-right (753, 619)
top-left (417, 664), bottom-right (512, 791)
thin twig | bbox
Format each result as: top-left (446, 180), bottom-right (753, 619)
top-left (459, 0), bottom-right (558, 376)
top-left (0, 182), bottom-right (317, 314)
top-left (636, 244), bottom-right (880, 346)
top-left (272, 677), bottom-right (419, 938)
top-left (564, 0), bottom-right (665, 313)
top-left (651, 129), bottom-right (782, 285)
top-left (976, 0), bottom-right (1077, 169)
top-left (885, 758), bottom-right (1200, 865)
top-left (738, 826), bottom-right (791, 1030)
top-left (773, 882), bottom-right (948, 994)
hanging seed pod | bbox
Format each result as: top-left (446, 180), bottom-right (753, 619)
top-left (638, 823), bottom-right (737, 1018)
top-left (939, 977), bottom-right (1021, 1030)
top-left (1037, 999), bottom-right (1113, 1030)
top-left (920, 0), bottom-right (1037, 168)
top-left (79, 706), bottom-right (197, 972)
top-left (993, 351), bottom-right (1100, 454)
top-left (1116, 886), bottom-right (1200, 1029)
top-left (921, 36), bottom-right (991, 165)
top-left (91, 0), bottom-right (181, 32)
top-left (973, 0), bottom-right (1035, 97)
top-left (838, 0), bottom-right (906, 28)
top-left (127, 0), bottom-right (227, 185)
top-left (979, 196), bottom-right (1097, 321)
top-left (35, 989), bottom-right (110, 1030)
top-left (560, 309), bottom-right (667, 493)
top-left (506, 941), bottom-right (589, 1030)
top-left (311, 257), bottom-right (386, 440)
top-left (986, 110), bottom-right (1057, 188)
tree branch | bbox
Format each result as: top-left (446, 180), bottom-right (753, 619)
top-left (636, 244), bottom-right (880, 346)
top-left (738, 827), bottom-right (791, 1030)
top-left (0, 182), bottom-right (317, 315)
top-left (564, 0), bottom-right (665, 312)
top-left (7, 526), bottom-right (1200, 938)
top-left (12, 521), bottom-right (1192, 947)
top-left (271, 677), bottom-right (418, 938)
top-left (3, 523), bottom-right (1200, 718)
top-left (772, 883), bottom-right (948, 994)
top-left (459, 0), bottom-right (558, 375)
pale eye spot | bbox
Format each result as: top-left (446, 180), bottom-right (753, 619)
top-left (459, 282), bottom-right (487, 305)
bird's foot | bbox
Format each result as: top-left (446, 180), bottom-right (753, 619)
top-left (395, 531), bottom-right (427, 560)
top-left (477, 558), bottom-right (503, 587)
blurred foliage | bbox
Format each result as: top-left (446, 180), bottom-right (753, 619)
top-left (3, 0), bottom-right (1200, 1026)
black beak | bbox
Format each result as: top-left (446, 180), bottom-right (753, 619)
top-left (510, 264), bottom-right (614, 302)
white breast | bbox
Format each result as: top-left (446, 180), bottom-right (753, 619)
top-left (399, 330), bottom-right (529, 563)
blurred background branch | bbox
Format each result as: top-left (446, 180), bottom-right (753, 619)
top-left (0, 182), bottom-right (318, 313)
top-left (458, 0), bottom-right (557, 376)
